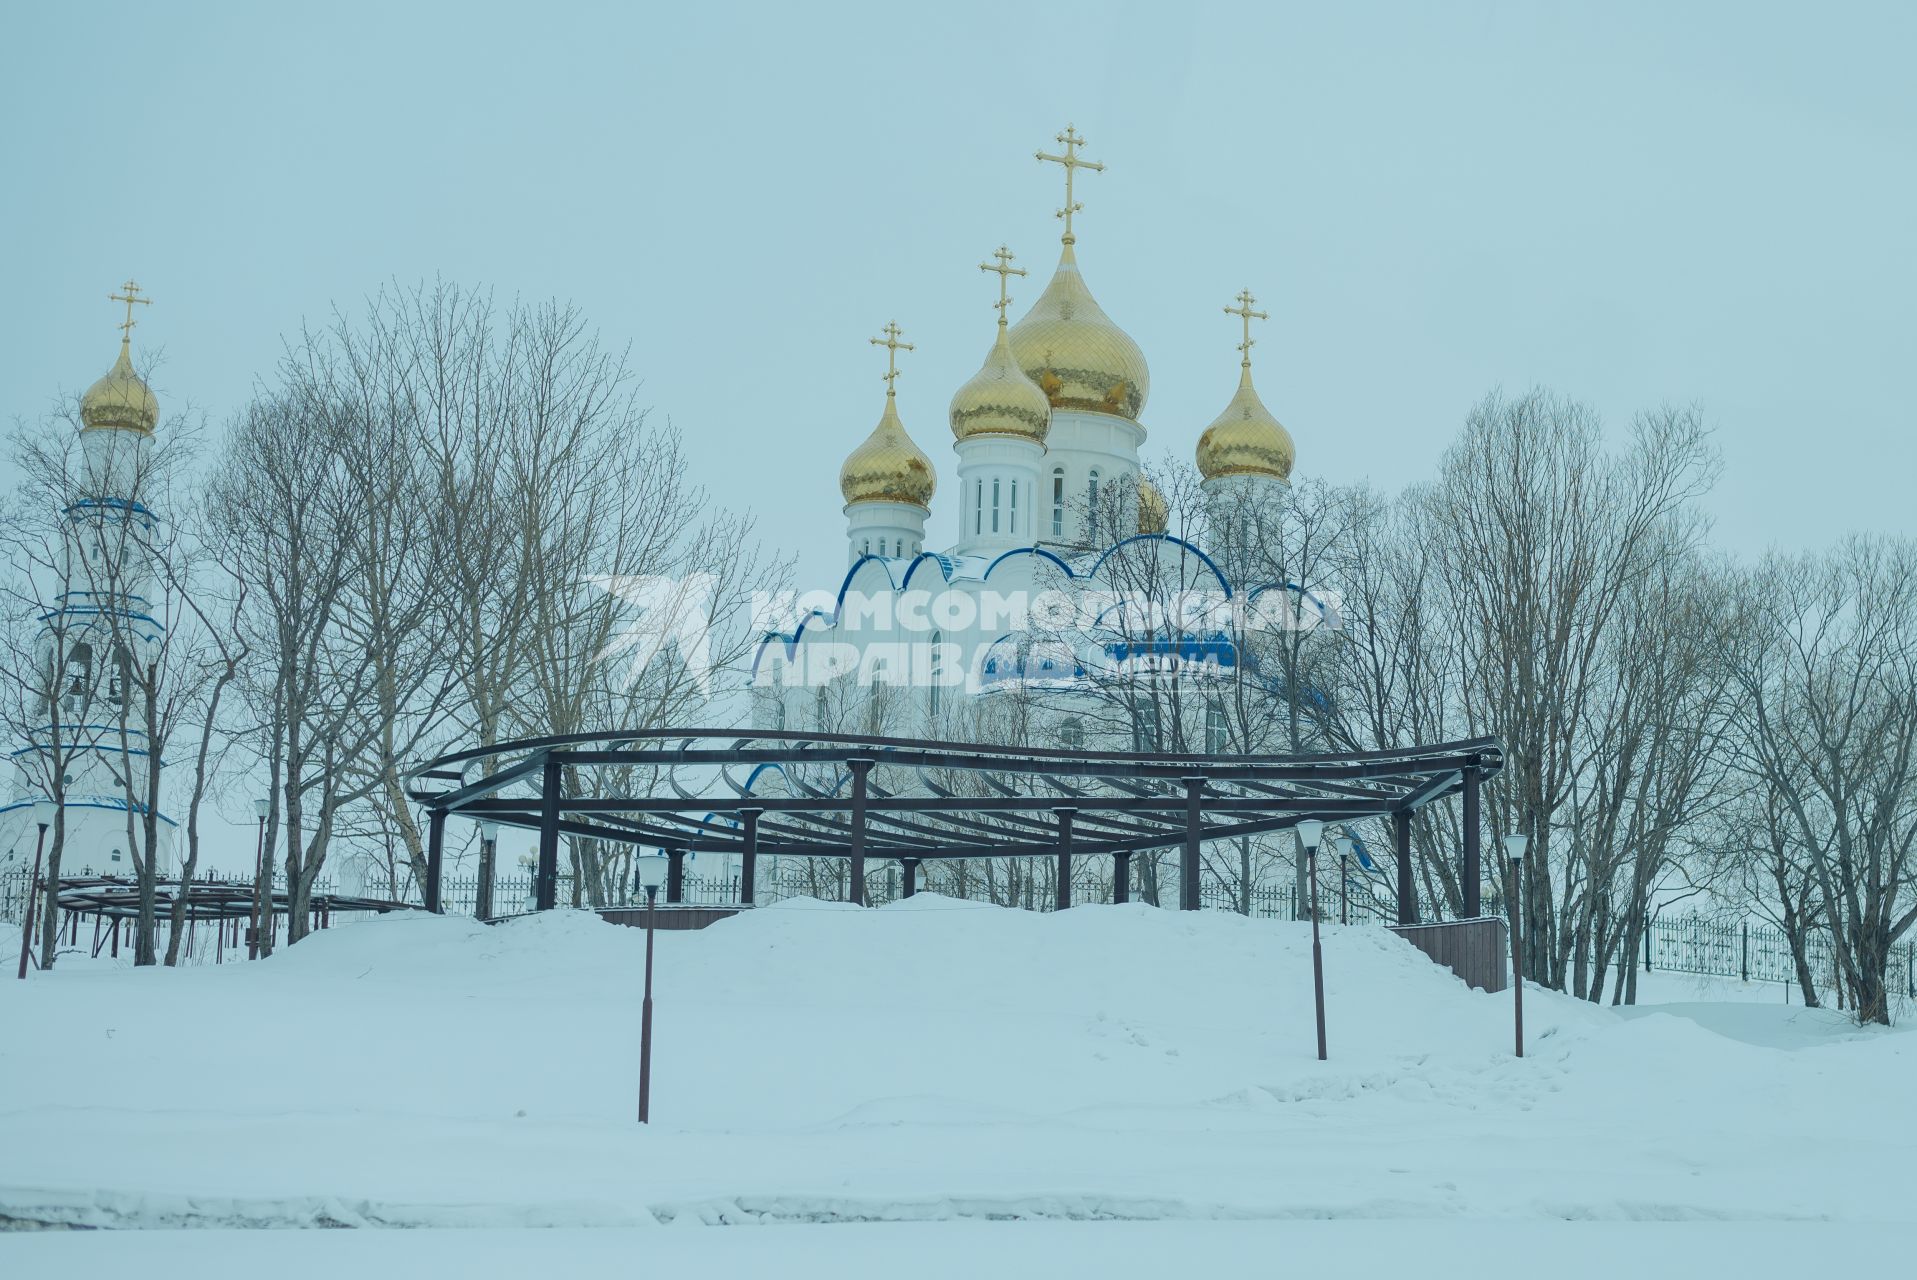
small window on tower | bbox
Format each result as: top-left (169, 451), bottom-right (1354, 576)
top-left (991, 478), bottom-right (1001, 534)
top-left (1052, 469), bottom-right (1065, 537)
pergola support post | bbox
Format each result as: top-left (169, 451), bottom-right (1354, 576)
top-left (1054, 809), bottom-right (1075, 911)
top-left (424, 807), bottom-right (446, 914)
top-left (1394, 808), bottom-right (1418, 925)
top-left (740, 809), bottom-right (760, 907)
top-left (847, 758), bottom-right (873, 907)
top-left (666, 850), bottom-right (686, 905)
top-left (1113, 851), bottom-right (1131, 904)
top-left (536, 756), bottom-right (562, 912)
top-left (901, 857), bottom-right (919, 898)
top-left (1181, 778), bottom-right (1204, 911)
top-left (1461, 765), bottom-right (1482, 917)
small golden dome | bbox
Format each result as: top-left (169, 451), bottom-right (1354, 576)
top-left (1137, 476), bottom-right (1168, 534)
top-left (840, 394), bottom-right (936, 509)
top-left (1196, 365), bottom-right (1294, 482)
top-left (1203, 367), bottom-right (1295, 482)
top-left (80, 341), bottom-right (159, 434)
top-left (1006, 244), bottom-right (1149, 422)
top-left (950, 327), bottom-right (1051, 443)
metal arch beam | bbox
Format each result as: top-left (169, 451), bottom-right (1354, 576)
top-left (401, 730), bottom-right (1504, 882)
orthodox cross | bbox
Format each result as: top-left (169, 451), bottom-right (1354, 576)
top-left (870, 321), bottom-right (913, 394)
top-left (979, 245), bottom-right (1027, 325)
top-left (1224, 288), bottom-right (1268, 367)
top-left (109, 279), bottom-right (152, 340)
top-left (1035, 124), bottom-right (1104, 245)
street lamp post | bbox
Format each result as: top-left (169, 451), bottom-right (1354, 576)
top-left (1298, 819), bottom-right (1327, 1061)
top-left (1331, 833), bottom-right (1355, 926)
top-left (634, 852), bottom-right (670, 1123)
top-left (248, 798), bottom-right (268, 960)
top-left (1504, 831), bottom-right (1530, 1058)
top-left (476, 820), bottom-right (499, 921)
top-left (16, 798), bottom-right (56, 980)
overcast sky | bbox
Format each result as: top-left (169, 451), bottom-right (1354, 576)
top-left (4, 1), bottom-right (1913, 864)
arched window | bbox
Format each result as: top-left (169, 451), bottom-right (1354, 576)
top-left (862, 538), bottom-right (871, 556)
top-left (1133, 699), bottom-right (1160, 753)
top-left (1059, 717), bottom-right (1084, 751)
top-left (991, 478), bottom-right (1001, 534)
top-left (1052, 468), bottom-right (1065, 537)
top-left (1009, 479), bottom-right (1018, 536)
top-left (1205, 700), bottom-right (1228, 754)
top-left (1088, 470), bottom-right (1101, 542)
top-left (974, 480), bottom-right (983, 536)
top-left (66, 642), bottom-right (94, 696)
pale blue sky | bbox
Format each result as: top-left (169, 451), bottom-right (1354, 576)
top-left (5, 0), bottom-right (1913, 596)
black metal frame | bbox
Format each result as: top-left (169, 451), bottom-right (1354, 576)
top-left (403, 729), bottom-right (1503, 921)
top-left (52, 875), bottom-right (420, 922)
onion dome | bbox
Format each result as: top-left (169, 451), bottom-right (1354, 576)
top-left (951, 256), bottom-right (1052, 443)
top-left (1006, 244), bottom-right (1149, 422)
top-left (1196, 365), bottom-right (1294, 482)
top-left (1137, 476), bottom-right (1169, 534)
top-left (81, 340), bottom-right (159, 434)
top-left (840, 393), bottom-right (936, 509)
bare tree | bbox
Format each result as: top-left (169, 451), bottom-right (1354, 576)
top-left (1724, 537), bottom-right (1917, 1024)
top-left (1425, 392), bottom-right (1717, 989)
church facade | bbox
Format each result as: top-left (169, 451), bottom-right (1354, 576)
top-left (752, 127), bottom-right (1312, 751)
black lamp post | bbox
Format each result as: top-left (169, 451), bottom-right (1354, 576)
top-left (476, 820), bottom-right (499, 921)
top-left (1331, 832), bottom-right (1355, 926)
top-left (634, 852), bottom-right (670, 1123)
top-left (248, 797), bottom-right (268, 960)
top-left (1298, 818), bottom-right (1327, 1061)
top-left (16, 798), bottom-right (55, 980)
top-left (1503, 831), bottom-right (1530, 1058)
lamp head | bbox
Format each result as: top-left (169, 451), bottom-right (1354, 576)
top-left (1503, 832), bottom-right (1530, 861)
top-left (254, 797), bottom-right (270, 820)
top-left (636, 852), bottom-right (671, 892)
top-left (477, 819), bottom-right (500, 841)
top-left (1331, 833), bottom-right (1355, 857)
top-left (1296, 818), bottom-right (1325, 853)
top-left (32, 796), bottom-right (58, 828)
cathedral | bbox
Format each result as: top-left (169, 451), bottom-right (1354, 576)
top-left (753, 127), bottom-right (1311, 743)
top-left (0, 285), bottom-right (176, 878)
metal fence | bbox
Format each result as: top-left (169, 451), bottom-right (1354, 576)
top-left (1642, 913), bottom-right (1916, 1002)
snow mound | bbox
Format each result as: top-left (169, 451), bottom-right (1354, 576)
top-left (1, 901), bottom-right (1909, 1230)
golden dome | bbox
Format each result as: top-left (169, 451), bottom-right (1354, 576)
top-left (1006, 244), bottom-right (1149, 422)
top-left (950, 326), bottom-right (1051, 443)
top-left (840, 394), bottom-right (936, 509)
top-left (1137, 476), bottom-right (1168, 534)
top-left (1196, 365), bottom-right (1294, 483)
top-left (80, 341), bottom-right (159, 434)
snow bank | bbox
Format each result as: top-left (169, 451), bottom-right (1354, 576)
top-left (0, 901), bottom-right (1910, 1233)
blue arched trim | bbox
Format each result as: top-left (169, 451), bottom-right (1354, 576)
top-left (0, 797), bottom-right (178, 829)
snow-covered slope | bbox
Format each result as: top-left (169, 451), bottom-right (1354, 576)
top-left (0, 896), bottom-right (1909, 1239)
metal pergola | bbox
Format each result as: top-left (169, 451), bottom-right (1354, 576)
top-left (402, 730), bottom-right (1504, 921)
top-left (51, 876), bottom-right (420, 922)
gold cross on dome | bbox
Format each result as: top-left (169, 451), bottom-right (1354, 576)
top-left (869, 321), bottom-right (913, 394)
top-left (979, 245), bottom-right (1027, 324)
top-left (109, 279), bottom-right (152, 340)
top-left (1224, 288), bottom-right (1268, 366)
top-left (1035, 124), bottom-right (1104, 245)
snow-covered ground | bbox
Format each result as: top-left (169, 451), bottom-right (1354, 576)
top-left (2, 897), bottom-right (1910, 1274)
